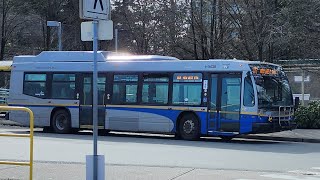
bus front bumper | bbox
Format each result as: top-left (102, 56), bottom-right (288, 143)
top-left (252, 121), bottom-right (297, 134)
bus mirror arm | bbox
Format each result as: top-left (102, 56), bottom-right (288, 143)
top-left (246, 71), bottom-right (251, 77)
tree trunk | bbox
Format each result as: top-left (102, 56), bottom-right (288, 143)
top-left (169, 0), bottom-right (177, 53)
top-left (258, 42), bottom-right (263, 61)
top-left (46, 26), bottom-right (51, 51)
top-left (268, 42), bottom-right (273, 63)
top-left (190, 0), bottom-right (198, 59)
top-left (42, 21), bottom-right (46, 51)
top-left (0, 0), bottom-right (6, 60)
top-left (217, 0), bottom-right (224, 58)
top-left (210, 0), bottom-right (217, 59)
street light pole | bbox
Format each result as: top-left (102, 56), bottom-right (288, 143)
top-left (58, 22), bottom-right (62, 51)
top-left (47, 21), bottom-right (62, 51)
top-left (115, 28), bottom-right (118, 52)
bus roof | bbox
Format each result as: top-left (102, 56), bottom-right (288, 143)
top-left (12, 51), bottom-right (280, 65)
top-left (13, 51), bottom-right (180, 62)
top-left (0, 61), bottom-right (12, 71)
top-left (11, 51), bottom-right (281, 73)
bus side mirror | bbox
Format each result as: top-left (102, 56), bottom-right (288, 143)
top-left (294, 97), bottom-right (299, 109)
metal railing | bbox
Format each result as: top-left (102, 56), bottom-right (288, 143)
top-left (278, 106), bottom-right (293, 126)
top-left (0, 88), bottom-right (9, 105)
top-left (0, 106), bottom-right (34, 180)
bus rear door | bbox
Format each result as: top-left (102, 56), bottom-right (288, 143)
top-left (208, 73), bottom-right (241, 133)
top-left (79, 74), bottom-right (106, 129)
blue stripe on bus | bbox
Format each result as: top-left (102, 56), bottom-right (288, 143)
top-left (9, 104), bottom-right (282, 135)
top-left (107, 106), bottom-right (209, 134)
top-left (106, 106), bottom-right (264, 134)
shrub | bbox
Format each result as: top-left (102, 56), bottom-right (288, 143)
top-left (294, 101), bottom-right (320, 129)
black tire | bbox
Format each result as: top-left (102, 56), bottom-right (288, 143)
top-left (43, 126), bottom-right (52, 133)
top-left (174, 132), bottom-right (181, 140)
top-left (51, 109), bottom-right (71, 134)
top-left (178, 113), bottom-right (200, 141)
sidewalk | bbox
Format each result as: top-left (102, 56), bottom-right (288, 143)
top-left (1, 162), bottom-right (320, 180)
top-left (1, 119), bottom-right (320, 143)
top-left (239, 129), bottom-right (320, 143)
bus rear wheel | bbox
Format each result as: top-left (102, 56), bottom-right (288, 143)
top-left (178, 113), bottom-right (200, 141)
top-left (51, 109), bottom-right (71, 134)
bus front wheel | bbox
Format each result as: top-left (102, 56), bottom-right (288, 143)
top-left (178, 113), bottom-right (200, 141)
top-left (51, 110), bottom-right (71, 134)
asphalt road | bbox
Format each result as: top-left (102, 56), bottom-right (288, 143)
top-left (0, 127), bottom-right (319, 173)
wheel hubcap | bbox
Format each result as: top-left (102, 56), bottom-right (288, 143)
top-left (183, 120), bottom-right (195, 134)
top-left (56, 114), bottom-right (67, 130)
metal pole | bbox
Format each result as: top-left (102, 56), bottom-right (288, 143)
top-left (92, 20), bottom-right (99, 180)
top-left (29, 108), bottom-right (34, 180)
top-left (115, 28), bottom-right (118, 52)
top-left (301, 69), bottom-right (305, 106)
top-left (4, 74), bottom-right (8, 88)
top-left (58, 22), bottom-right (62, 51)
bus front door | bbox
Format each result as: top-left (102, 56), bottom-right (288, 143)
top-left (208, 74), bottom-right (241, 133)
top-left (79, 74), bottom-right (106, 129)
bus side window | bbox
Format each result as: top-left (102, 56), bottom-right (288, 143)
top-left (23, 73), bottom-right (47, 98)
top-left (112, 74), bottom-right (138, 104)
top-left (51, 74), bottom-right (75, 99)
top-left (172, 73), bottom-right (202, 106)
top-left (142, 74), bottom-right (169, 105)
top-left (244, 76), bottom-right (255, 107)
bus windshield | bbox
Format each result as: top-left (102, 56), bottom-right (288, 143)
top-left (255, 76), bottom-right (293, 108)
top-left (249, 64), bottom-right (293, 109)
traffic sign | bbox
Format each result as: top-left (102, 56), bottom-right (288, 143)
top-left (80, 0), bottom-right (110, 20)
top-left (294, 76), bottom-right (310, 82)
top-left (81, 20), bottom-right (113, 41)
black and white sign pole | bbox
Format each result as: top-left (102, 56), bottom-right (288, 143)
top-left (92, 20), bottom-right (99, 180)
top-left (81, 1), bottom-right (111, 179)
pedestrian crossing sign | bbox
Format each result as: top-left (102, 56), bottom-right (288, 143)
top-left (80, 0), bottom-right (110, 20)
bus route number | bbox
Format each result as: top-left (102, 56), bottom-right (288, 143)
top-left (205, 65), bottom-right (216, 69)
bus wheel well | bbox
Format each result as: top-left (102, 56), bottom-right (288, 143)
top-left (176, 111), bottom-right (200, 133)
top-left (50, 107), bottom-right (71, 127)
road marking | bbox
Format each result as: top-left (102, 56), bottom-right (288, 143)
top-left (261, 174), bottom-right (320, 180)
top-left (288, 170), bottom-right (320, 176)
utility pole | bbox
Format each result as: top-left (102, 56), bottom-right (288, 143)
top-left (301, 69), bottom-right (305, 106)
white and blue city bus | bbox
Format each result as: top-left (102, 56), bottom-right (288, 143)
top-left (7, 51), bottom-right (296, 140)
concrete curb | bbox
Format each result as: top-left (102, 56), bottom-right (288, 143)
top-left (238, 135), bottom-right (320, 143)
